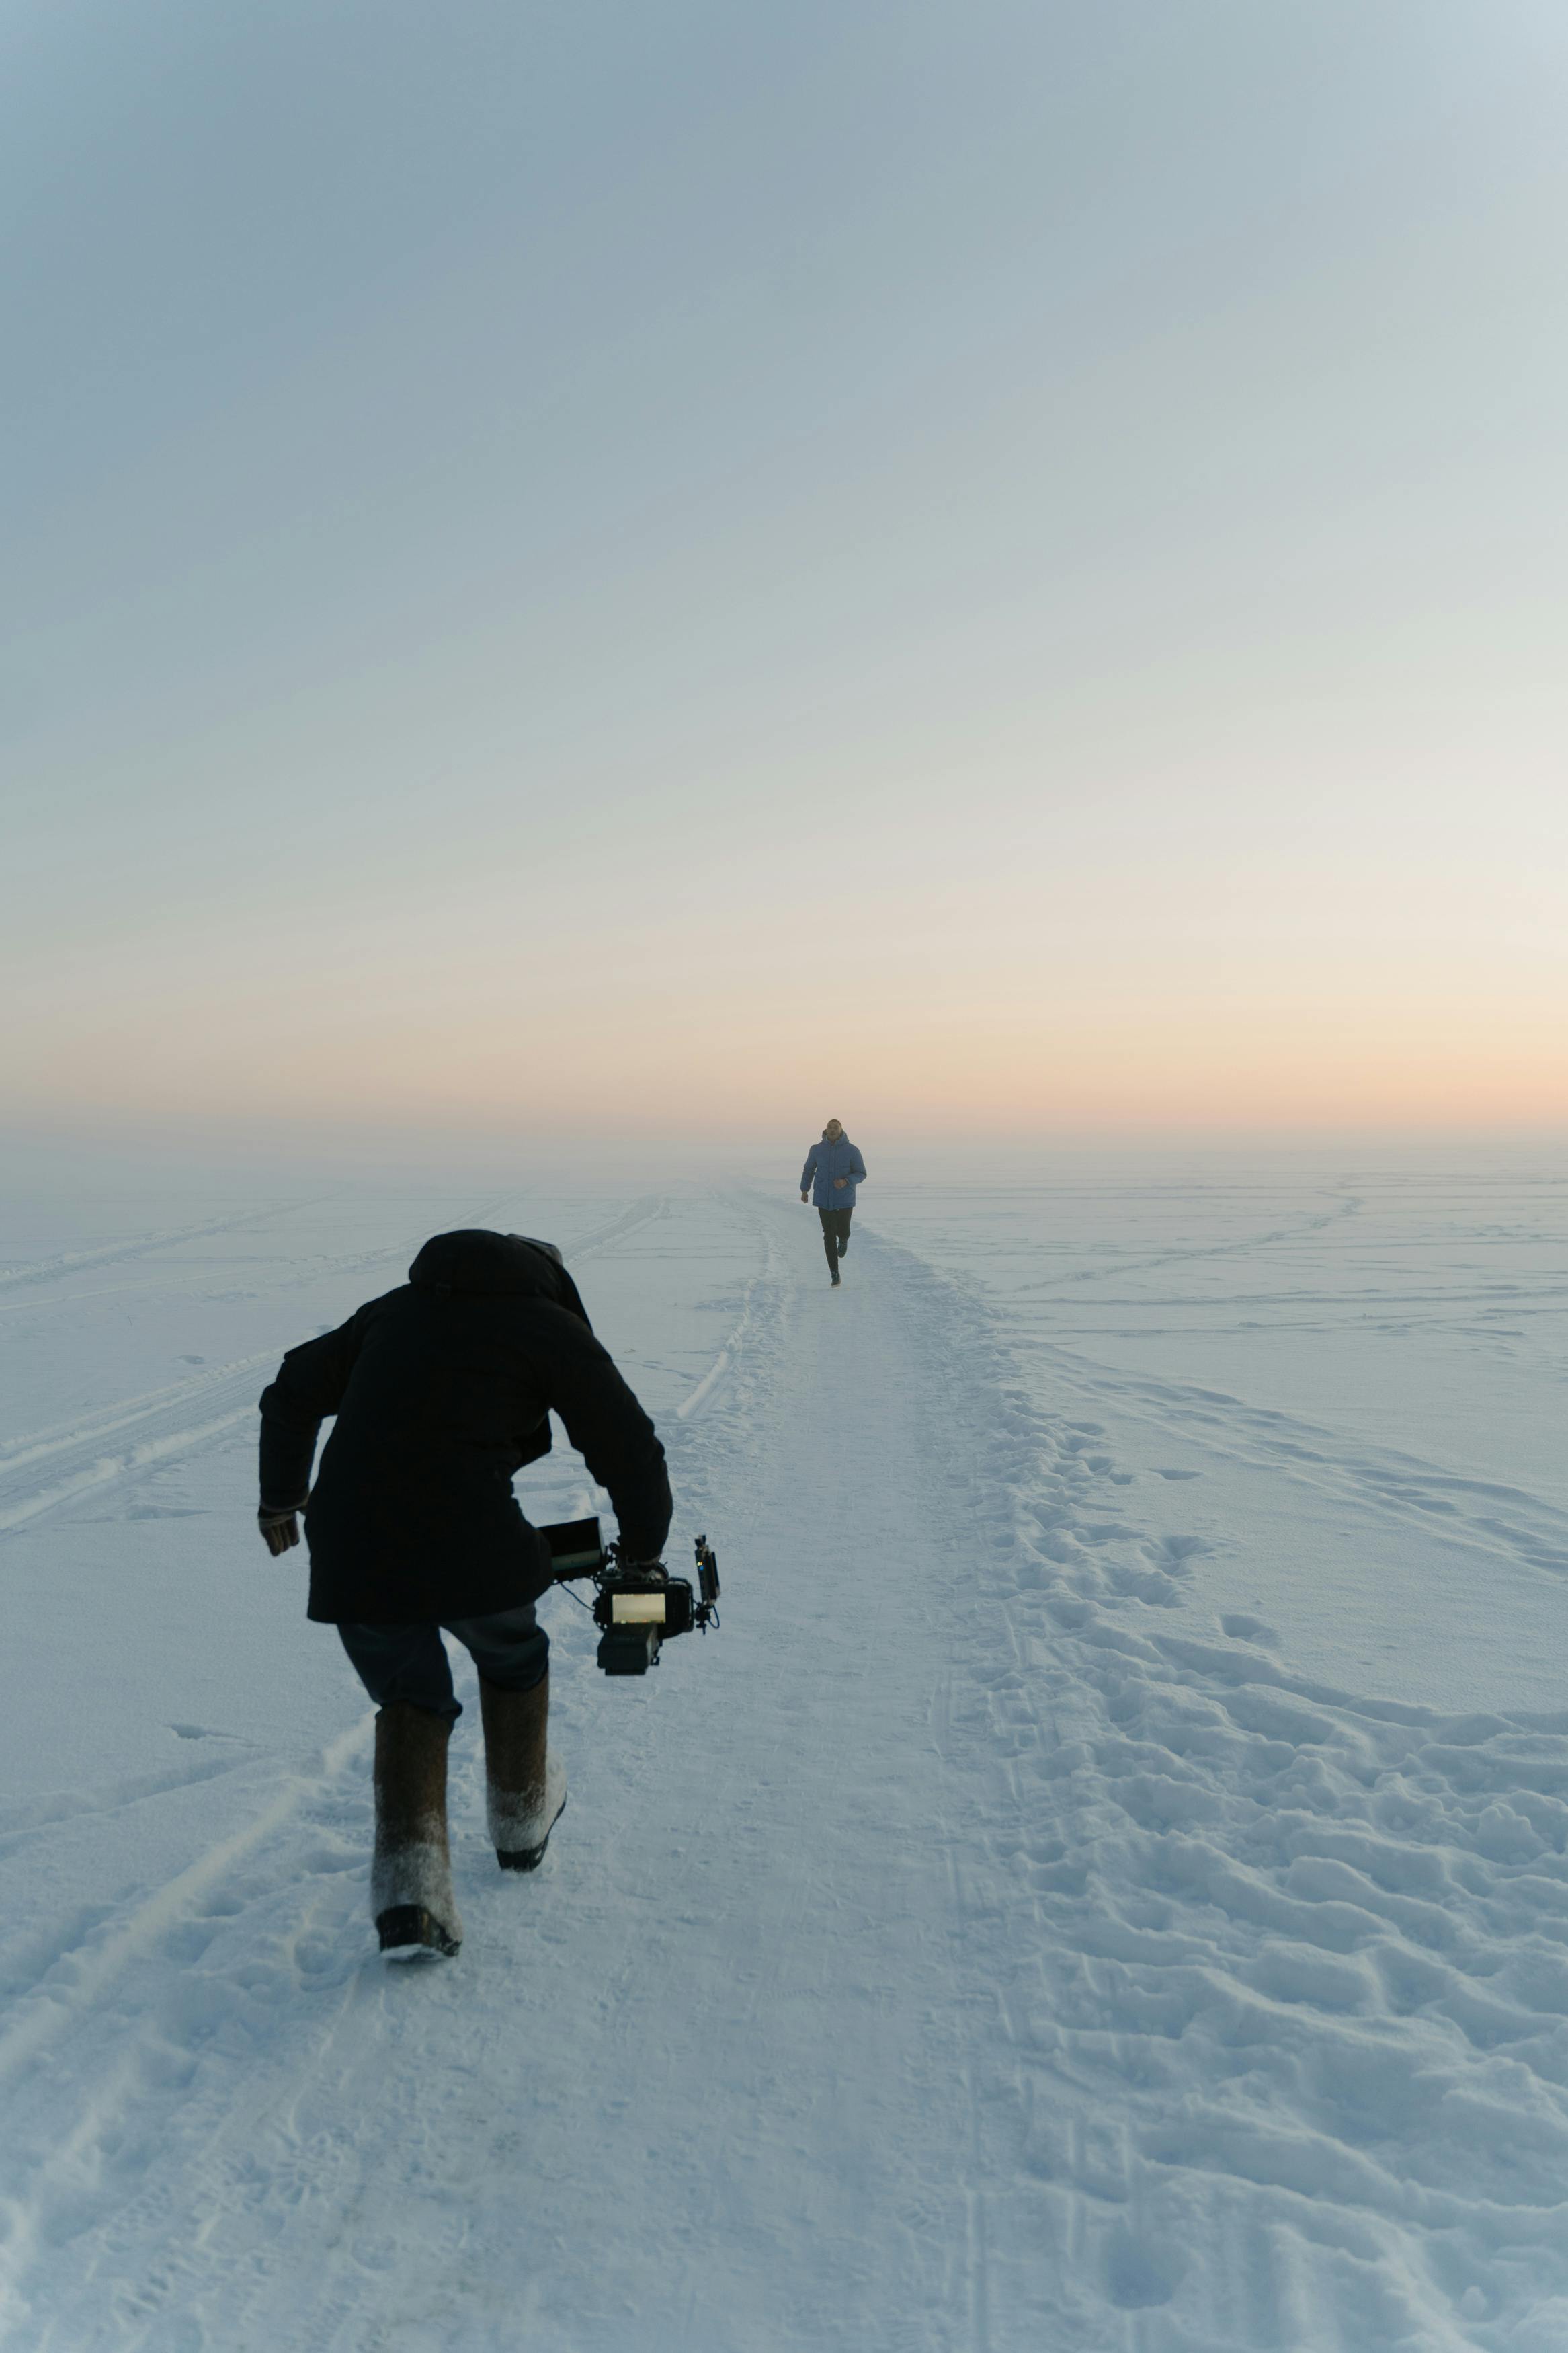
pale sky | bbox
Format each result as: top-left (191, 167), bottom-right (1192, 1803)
top-left (4, 0), bottom-right (1566, 1141)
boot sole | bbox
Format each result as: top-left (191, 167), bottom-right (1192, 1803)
top-left (497, 1793), bottom-right (567, 1872)
top-left (376, 1903), bottom-right (460, 1958)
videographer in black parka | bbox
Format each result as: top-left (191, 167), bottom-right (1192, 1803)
top-left (257, 1230), bottom-right (670, 1961)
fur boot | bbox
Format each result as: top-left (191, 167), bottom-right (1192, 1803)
top-left (480, 1673), bottom-right (567, 1871)
top-left (372, 1701), bottom-right (463, 1958)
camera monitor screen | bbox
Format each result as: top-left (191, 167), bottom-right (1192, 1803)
top-left (541, 1517), bottom-right (604, 1574)
top-left (610, 1591), bottom-right (667, 1624)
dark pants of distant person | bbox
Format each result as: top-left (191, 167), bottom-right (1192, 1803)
top-left (818, 1206), bottom-right (853, 1272)
top-left (338, 1604), bottom-right (548, 1726)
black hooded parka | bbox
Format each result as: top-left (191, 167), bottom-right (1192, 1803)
top-left (257, 1230), bottom-right (671, 1624)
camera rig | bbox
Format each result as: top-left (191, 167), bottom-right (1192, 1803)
top-left (540, 1518), bottom-right (720, 1676)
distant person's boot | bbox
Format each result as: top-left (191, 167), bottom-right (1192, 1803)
top-left (372, 1702), bottom-right (463, 1958)
top-left (830, 1266), bottom-right (841, 1285)
top-left (481, 1673), bottom-right (567, 1871)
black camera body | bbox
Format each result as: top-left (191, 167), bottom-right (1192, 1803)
top-left (540, 1519), bottom-right (720, 1676)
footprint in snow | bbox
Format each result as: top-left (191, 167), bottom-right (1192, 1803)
top-left (1146, 1533), bottom-right (1210, 1568)
top-left (1220, 1613), bottom-right (1280, 1644)
top-left (1104, 2223), bottom-right (1186, 2311)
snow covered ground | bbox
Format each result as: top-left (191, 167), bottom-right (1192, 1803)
top-left (1, 1149), bottom-right (1567, 2350)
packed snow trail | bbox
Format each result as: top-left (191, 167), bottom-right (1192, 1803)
top-left (0, 1197), bottom-right (997, 2351)
top-left (3, 1176), bottom-right (1568, 2347)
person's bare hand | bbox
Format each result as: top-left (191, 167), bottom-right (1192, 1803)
top-left (258, 1503), bottom-right (302, 1556)
top-left (800, 1191), bottom-right (809, 1203)
top-left (833, 1176), bottom-right (847, 1188)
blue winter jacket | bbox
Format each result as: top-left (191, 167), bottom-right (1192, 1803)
top-left (800, 1135), bottom-right (867, 1209)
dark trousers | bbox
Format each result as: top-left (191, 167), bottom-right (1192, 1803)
top-left (338, 1604), bottom-right (548, 1726)
top-left (818, 1206), bottom-right (853, 1271)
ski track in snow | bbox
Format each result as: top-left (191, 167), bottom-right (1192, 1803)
top-left (1005, 1337), bottom-right (1568, 1588)
top-left (2, 1185), bottom-right (1568, 2346)
top-left (1037, 1189), bottom-right (1370, 1289)
top-left (675, 1228), bottom-right (781, 1423)
top-left (564, 1194), bottom-right (670, 1261)
top-left (0, 1359), bottom-right (277, 1534)
top-left (0, 1206), bottom-right (313, 1293)
top-left (0, 1191), bottom-right (550, 1538)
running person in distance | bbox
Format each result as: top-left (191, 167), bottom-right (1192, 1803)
top-left (799, 1118), bottom-right (867, 1285)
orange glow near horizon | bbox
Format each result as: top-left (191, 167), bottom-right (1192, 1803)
top-left (9, 975), bottom-right (1567, 1141)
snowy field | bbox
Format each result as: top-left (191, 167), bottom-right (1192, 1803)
top-left (1, 1147), bottom-right (1567, 2352)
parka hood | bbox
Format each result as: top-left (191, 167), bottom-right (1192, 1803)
top-left (408, 1229), bottom-right (591, 1325)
